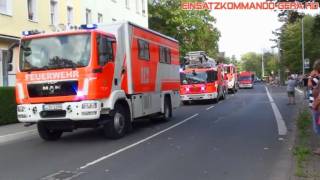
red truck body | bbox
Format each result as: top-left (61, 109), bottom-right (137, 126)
top-left (239, 71), bottom-right (254, 89)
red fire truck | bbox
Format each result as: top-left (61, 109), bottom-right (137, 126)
top-left (224, 64), bottom-right (238, 93)
top-left (11, 22), bottom-right (181, 140)
top-left (239, 71), bottom-right (254, 89)
top-left (180, 51), bottom-right (227, 104)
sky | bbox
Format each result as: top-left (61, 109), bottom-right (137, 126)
top-left (210, 0), bottom-right (319, 59)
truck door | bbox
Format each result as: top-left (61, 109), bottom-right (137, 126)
top-left (96, 34), bottom-right (116, 98)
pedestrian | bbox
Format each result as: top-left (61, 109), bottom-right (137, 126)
top-left (309, 59), bottom-right (320, 155)
top-left (286, 75), bottom-right (297, 105)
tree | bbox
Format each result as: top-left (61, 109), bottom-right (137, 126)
top-left (148, 0), bottom-right (220, 58)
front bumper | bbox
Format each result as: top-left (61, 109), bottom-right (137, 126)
top-left (239, 84), bottom-right (253, 88)
top-left (17, 100), bottom-right (102, 122)
top-left (180, 93), bottom-right (218, 101)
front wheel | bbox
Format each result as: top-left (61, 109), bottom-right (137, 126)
top-left (104, 104), bottom-right (130, 139)
top-left (37, 122), bottom-right (63, 141)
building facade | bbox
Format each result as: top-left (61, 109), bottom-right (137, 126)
top-left (0, 0), bottom-right (148, 86)
top-left (80, 0), bottom-right (148, 27)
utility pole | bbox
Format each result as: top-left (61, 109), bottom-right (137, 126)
top-left (277, 40), bottom-right (281, 84)
top-left (302, 17), bottom-right (305, 75)
top-left (262, 52), bottom-right (265, 78)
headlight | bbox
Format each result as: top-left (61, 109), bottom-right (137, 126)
top-left (82, 102), bottom-right (98, 109)
top-left (17, 106), bottom-right (26, 112)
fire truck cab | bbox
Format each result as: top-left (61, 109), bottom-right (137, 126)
top-left (239, 71), bottom-right (254, 89)
top-left (223, 64), bottom-right (238, 93)
top-left (180, 51), bottom-right (227, 104)
top-left (12, 22), bottom-right (181, 141)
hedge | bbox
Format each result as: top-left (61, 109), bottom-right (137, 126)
top-left (0, 87), bottom-right (18, 125)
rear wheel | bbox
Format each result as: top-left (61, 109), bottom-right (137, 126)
top-left (104, 104), bottom-right (130, 139)
top-left (162, 97), bottom-right (172, 121)
top-left (37, 122), bottom-right (63, 141)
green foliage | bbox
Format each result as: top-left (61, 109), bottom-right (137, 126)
top-left (148, 0), bottom-right (220, 58)
top-left (278, 15), bottom-right (320, 74)
top-left (0, 87), bottom-right (18, 125)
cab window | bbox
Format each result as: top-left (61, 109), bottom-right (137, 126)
top-left (98, 35), bottom-right (114, 66)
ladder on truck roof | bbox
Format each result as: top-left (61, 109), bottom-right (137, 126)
top-left (184, 51), bottom-right (217, 69)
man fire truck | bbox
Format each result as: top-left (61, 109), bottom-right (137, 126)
top-left (224, 64), bottom-right (238, 93)
top-left (180, 51), bottom-right (227, 104)
top-left (10, 22), bottom-right (180, 141)
top-left (239, 71), bottom-right (254, 89)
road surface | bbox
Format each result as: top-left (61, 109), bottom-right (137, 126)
top-left (0, 84), bottom-right (301, 180)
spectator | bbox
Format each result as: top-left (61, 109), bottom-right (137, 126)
top-left (309, 59), bottom-right (320, 155)
top-left (287, 76), bottom-right (297, 105)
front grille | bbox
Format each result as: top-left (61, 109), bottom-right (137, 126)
top-left (40, 110), bottom-right (67, 118)
top-left (27, 81), bottom-right (78, 98)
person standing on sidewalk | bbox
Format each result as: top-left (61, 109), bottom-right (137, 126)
top-left (287, 76), bottom-right (297, 105)
top-left (308, 59), bottom-right (320, 155)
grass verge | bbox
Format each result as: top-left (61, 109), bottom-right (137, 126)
top-left (293, 108), bottom-right (312, 177)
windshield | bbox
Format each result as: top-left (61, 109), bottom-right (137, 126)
top-left (180, 70), bottom-right (217, 85)
top-left (19, 34), bottom-right (91, 71)
top-left (239, 76), bottom-right (252, 81)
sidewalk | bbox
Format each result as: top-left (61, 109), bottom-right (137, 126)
top-left (0, 123), bottom-right (36, 144)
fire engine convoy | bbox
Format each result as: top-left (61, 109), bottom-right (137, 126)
top-left (180, 51), bottom-right (227, 104)
top-left (238, 71), bottom-right (255, 89)
top-left (13, 22), bottom-right (181, 141)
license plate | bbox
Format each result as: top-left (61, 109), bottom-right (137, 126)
top-left (43, 104), bottom-right (63, 111)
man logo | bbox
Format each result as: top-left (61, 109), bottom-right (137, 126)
top-left (42, 84), bottom-right (61, 94)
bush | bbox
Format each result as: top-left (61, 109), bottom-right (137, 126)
top-left (0, 87), bottom-right (18, 125)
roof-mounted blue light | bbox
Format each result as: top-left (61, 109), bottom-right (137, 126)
top-left (80, 24), bottom-right (98, 30)
top-left (22, 30), bottom-right (41, 36)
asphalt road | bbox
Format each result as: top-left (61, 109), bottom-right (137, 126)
top-left (0, 84), bottom-right (301, 180)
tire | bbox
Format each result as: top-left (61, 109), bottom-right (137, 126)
top-left (221, 89), bottom-right (226, 100)
top-left (162, 97), bottom-right (172, 122)
top-left (104, 104), bottom-right (130, 139)
top-left (37, 122), bottom-right (63, 141)
top-left (182, 101), bottom-right (189, 106)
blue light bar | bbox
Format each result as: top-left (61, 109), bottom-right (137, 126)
top-left (22, 30), bottom-right (41, 36)
top-left (80, 24), bottom-right (98, 30)
top-left (22, 31), bottom-right (30, 36)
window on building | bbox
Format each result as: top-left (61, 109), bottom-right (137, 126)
top-left (27, 0), bottom-right (36, 21)
top-left (0, 0), bottom-right (11, 15)
top-left (142, 0), bottom-right (146, 15)
top-left (98, 13), bottom-right (103, 23)
top-left (125, 0), bottom-right (129, 9)
top-left (67, 6), bottom-right (73, 25)
top-left (135, 0), bottom-right (139, 14)
top-left (159, 46), bottom-right (171, 64)
top-left (138, 39), bottom-right (149, 61)
top-left (50, 0), bottom-right (58, 25)
top-left (85, 9), bottom-right (92, 24)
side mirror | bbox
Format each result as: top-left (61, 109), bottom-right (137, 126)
top-left (7, 64), bottom-right (13, 71)
top-left (8, 42), bottom-right (19, 63)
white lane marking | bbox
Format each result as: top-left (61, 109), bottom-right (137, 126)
top-left (79, 113), bottom-right (199, 169)
top-left (206, 106), bottom-right (215, 110)
top-left (295, 88), bottom-right (303, 94)
top-left (231, 94), bottom-right (235, 97)
top-left (0, 129), bottom-right (37, 144)
top-left (265, 86), bottom-right (287, 135)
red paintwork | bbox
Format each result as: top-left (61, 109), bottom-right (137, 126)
top-left (16, 26), bottom-right (180, 104)
top-left (180, 64), bottom-right (226, 96)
